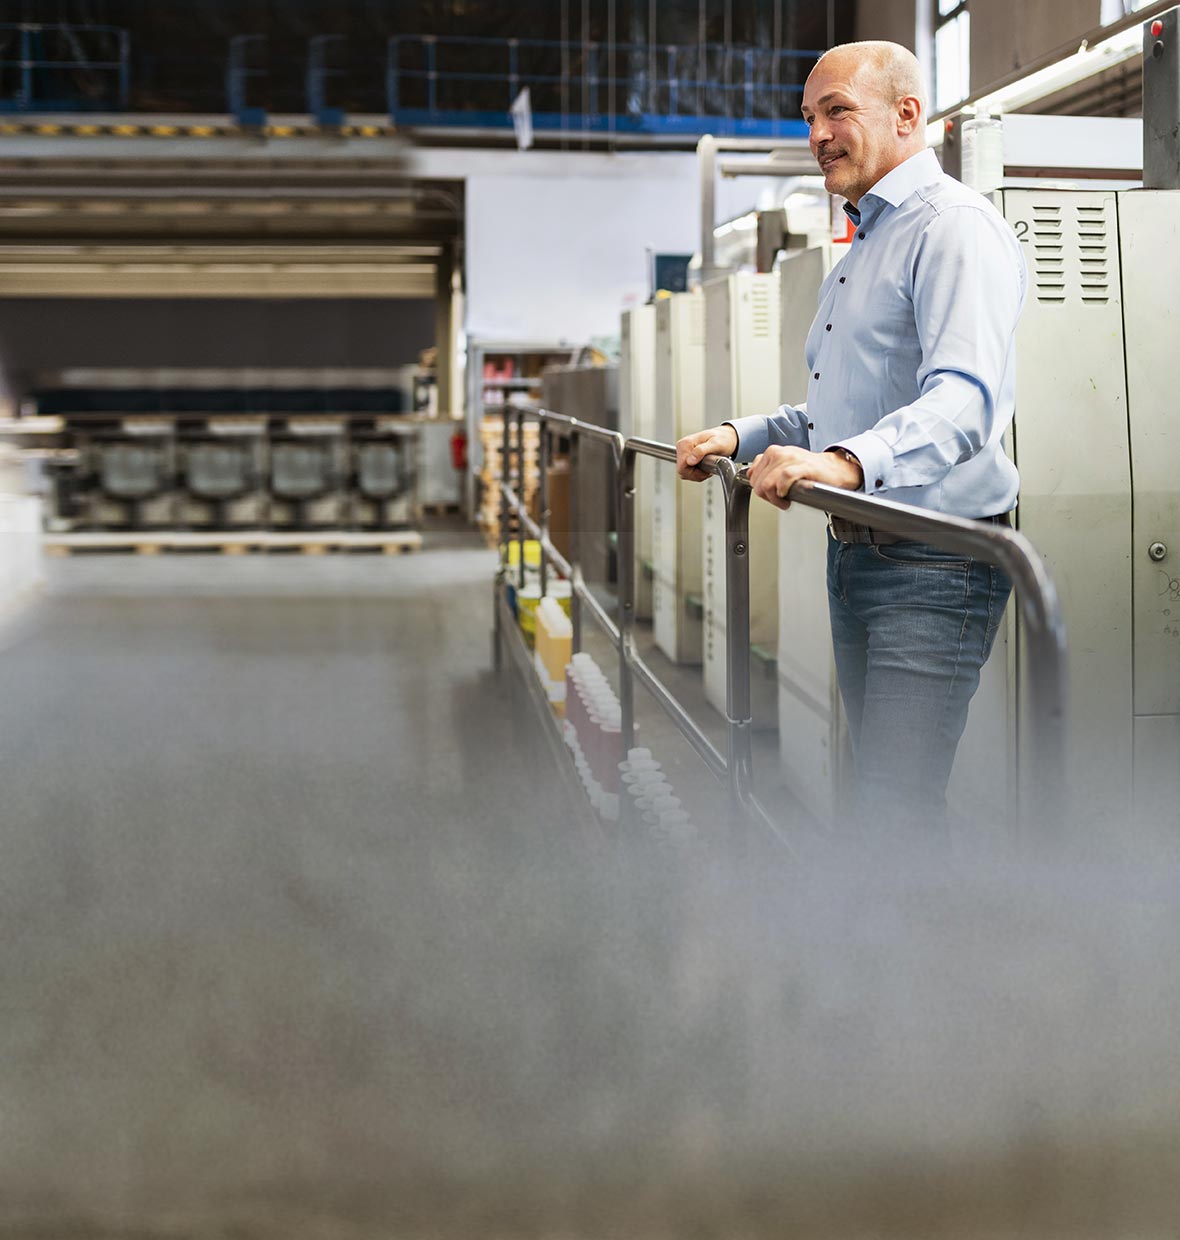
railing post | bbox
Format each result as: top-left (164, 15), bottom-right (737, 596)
top-left (568, 429), bottom-right (583, 654)
top-left (1014, 562), bottom-right (1069, 839)
top-left (227, 33), bottom-right (267, 126)
top-left (499, 410), bottom-right (510, 569)
top-left (493, 407), bottom-right (511, 673)
top-left (508, 38), bottom-right (519, 107)
top-left (1027, 642), bottom-right (1067, 835)
top-left (720, 462), bottom-right (755, 820)
top-left (616, 440), bottom-right (638, 762)
top-left (514, 408), bottom-right (527, 591)
top-left (538, 414), bottom-right (550, 599)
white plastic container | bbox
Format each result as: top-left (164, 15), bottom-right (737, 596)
top-left (961, 111), bottom-right (1004, 195)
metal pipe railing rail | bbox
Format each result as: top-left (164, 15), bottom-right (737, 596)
top-left (496, 404), bottom-right (1068, 840)
top-left (495, 408), bottom-right (741, 824)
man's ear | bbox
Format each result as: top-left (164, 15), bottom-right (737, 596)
top-left (896, 94), bottom-right (922, 137)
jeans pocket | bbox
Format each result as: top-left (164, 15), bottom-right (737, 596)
top-left (869, 541), bottom-right (972, 569)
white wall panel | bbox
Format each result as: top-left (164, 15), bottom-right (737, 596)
top-left (463, 152), bottom-right (787, 344)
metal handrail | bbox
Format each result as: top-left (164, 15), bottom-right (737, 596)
top-left (497, 405), bottom-right (1068, 841)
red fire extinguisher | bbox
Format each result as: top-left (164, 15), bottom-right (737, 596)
top-left (449, 430), bottom-right (467, 472)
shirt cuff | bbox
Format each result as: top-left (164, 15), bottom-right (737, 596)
top-left (828, 431), bottom-right (891, 494)
top-left (719, 421), bottom-right (739, 459)
top-left (726, 414), bottom-right (771, 461)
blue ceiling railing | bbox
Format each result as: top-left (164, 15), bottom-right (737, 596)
top-left (386, 35), bottom-right (815, 139)
top-left (0, 22), bottom-right (130, 113)
top-left (0, 24), bottom-right (816, 138)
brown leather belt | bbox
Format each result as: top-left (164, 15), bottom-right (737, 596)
top-left (828, 511), bottom-right (1012, 545)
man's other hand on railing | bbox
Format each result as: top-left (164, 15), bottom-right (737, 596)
top-left (747, 445), bottom-right (864, 510)
top-left (676, 424), bottom-right (738, 481)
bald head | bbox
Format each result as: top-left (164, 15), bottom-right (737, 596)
top-left (800, 41), bottom-right (928, 207)
top-left (814, 41), bottom-right (927, 118)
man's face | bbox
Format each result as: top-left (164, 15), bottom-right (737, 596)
top-left (801, 54), bottom-right (902, 207)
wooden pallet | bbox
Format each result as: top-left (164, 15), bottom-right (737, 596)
top-left (43, 530), bottom-right (423, 557)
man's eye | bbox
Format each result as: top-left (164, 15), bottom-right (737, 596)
top-left (830, 106), bottom-right (846, 116)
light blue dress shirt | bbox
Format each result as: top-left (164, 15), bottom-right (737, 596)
top-left (728, 147), bottom-right (1027, 519)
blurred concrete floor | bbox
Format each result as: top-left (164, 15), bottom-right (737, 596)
top-left (0, 526), bottom-right (584, 1236)
top-left (3, 525), bottom-right (1180, 1240)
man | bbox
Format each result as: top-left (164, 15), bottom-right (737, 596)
top-left (676, 40), bottom-right (1026, 833)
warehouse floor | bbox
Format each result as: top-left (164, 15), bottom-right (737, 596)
top-left (0, 526), bottom-right (589, 1233)
top-left (4, 526), bottom-right (1180, 1239)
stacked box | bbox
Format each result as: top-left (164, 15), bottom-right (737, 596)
top-left (533, 596), bottom-right (573, 716)
top-left (479, 414), bottom-right (540, 544)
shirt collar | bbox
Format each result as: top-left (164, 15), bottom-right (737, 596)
top-left (842, 147), bottom-right (941, 227)
top-left (862, 147), bottom-right (941, 209)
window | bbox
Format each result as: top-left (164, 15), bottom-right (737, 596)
top-left (934, 0), bottom-right (969, 113)
top-left (1101, 0), bottom-right (1154, 23)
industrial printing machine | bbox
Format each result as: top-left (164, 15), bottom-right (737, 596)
top-left (23, 368), bottom-right (421, 532)
top-left (628, 10), bottom-right (1180, 839)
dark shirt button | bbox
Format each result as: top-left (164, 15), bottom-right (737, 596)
top-left (825, 323), bottom-right (832, 331)
top-left (839, 276), bottom-right (846, 284)
top-left (875, 478), bottom-right (884, 488)
top-left (807, 421), bottom-right (814, 429)
top-left (858, 231), bottom-right (866, 239)
top-left (813, 372), bottom-right (820, 380)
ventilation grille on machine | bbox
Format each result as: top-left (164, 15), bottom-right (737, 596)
top-left (1029, 199), bottom-right (1112, 306)
top-left (1032, 203), bottom-right (1065, 304)
top-left (1076, 201), bottom-right (1111, 304)
top-left (749, 279), bottom-right (772, 339)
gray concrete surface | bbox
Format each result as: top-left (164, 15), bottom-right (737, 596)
top-left (1, 533), bottom-right (1179, 1239)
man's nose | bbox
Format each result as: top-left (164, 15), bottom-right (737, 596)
top-left (810, 117), bottom-right (831, 151)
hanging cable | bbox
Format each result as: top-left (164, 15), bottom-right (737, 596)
top-left (560, 0), bottom-right (569, 150)
top-left (649, 0), bottom-right (656, 115)
top-left (608, 0), bottom-right (615, 147)
top-left (582, 0), bottom-right (590, 150)
top-left (773, 0), bottom-right (782, 119)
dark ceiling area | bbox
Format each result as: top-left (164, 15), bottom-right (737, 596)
top-left (0, 1), bottom-right (854, 118)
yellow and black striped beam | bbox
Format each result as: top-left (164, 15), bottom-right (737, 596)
top-left (0, 120), bottom-right (397, 139)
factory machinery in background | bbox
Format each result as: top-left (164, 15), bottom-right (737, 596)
top-left (609, 10), bottom-right (1180, 842)
top-left (15, 368), bottom-right (463, 534)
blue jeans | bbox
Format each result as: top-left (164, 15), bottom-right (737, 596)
top-left (825, 532), bottom-right (1012, 832)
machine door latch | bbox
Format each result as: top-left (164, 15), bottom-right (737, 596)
top-left (1148, 541), bottom-right (1168, 562)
